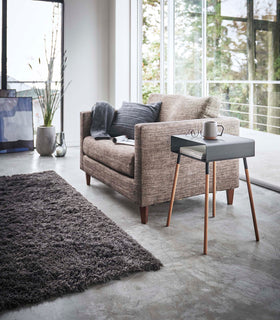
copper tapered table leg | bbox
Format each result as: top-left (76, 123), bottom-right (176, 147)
top-left (213, 161), bottom-right (216, 217)
top-left (166, 154), bottom-right (181, 227)
top-left (204, 162), bottom-right (210, 255)
top-left (243, 158), bottom-right (260, 241)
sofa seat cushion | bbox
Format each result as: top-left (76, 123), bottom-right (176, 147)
top-left (83, 137), bottom-right (135, 178)
top-left (147, 93), bottom-right (220, 122)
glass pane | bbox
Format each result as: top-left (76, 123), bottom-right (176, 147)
top-left (174, 0), bottom-right (202, 96)
top-left (207, 18), bottom-right (248, 80)
top-left (6, 0), bottom-right (62, 132)
top-left (255, 29), bottom-right (279, 81)
top-left (15, 82), bottom-right (61, 133)
top-left (254, 83), bottom-right (280, 133)
top-left (209, 82), bottom-right (250, 128)
top-left (220, 0), bottom-right (247, 18)
top-left (254, 0), bottom-right (277, 21)
top-left (142, 0), bottom-right (161, 103)
top-left (7, 0), bottom-right (61, 83)
top-left (206, 0), bottom-right (280, 189)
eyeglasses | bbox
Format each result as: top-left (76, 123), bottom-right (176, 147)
top-left (186, 129), bottom-right (202, 138)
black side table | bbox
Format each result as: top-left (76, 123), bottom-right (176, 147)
top-left (167, 134), bottom-right (260, 255)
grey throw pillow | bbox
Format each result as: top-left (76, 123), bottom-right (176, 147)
top-left (109, 101), bottom-right (162, 139)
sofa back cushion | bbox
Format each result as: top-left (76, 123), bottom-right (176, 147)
top-left (147, 93), bottom-right (220, 122)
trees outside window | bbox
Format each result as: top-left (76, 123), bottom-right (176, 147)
top-left (142, 0), bottom-right (280, 135)
top-left (142, 0), bottom-right (161, 103)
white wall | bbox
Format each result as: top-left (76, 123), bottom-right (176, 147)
top-left (109, 0), bottom-right (116, 105)
top-left (64, 0), bottom-right (110, 146)
top-left (64, 0), bottom-right (135, 145)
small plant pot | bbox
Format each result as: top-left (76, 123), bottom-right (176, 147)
top-left (36, 126), bottom-right (56, 156)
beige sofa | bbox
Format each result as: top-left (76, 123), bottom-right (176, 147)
top-left (80, 94), bottom-right (240, 224)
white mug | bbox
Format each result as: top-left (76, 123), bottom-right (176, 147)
top-left (203, 121), bottom-right (224, 140)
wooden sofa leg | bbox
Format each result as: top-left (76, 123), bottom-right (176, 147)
top-left (86, 173), bottom-right (91, 186)
top-left (140, 207), bottom-right (148, 224)
top-left (226, 189), bottom-right (234, 205)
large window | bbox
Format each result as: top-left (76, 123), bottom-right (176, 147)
top-left (141, 0), bottom-right (280, 188)
top-left (142, 0), bottom-right (161, 102)
top-left (174, 0), bottom-right (202, 96)
top-left (1, 0), bottom-right (63, 132)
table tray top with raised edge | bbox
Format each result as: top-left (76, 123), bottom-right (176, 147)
top-left (171, 134), bottom-right (255, 162)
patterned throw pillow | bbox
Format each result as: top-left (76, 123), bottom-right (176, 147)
top-left (109, 101), bottom-right (162, 139)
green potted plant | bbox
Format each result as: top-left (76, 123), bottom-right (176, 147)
top-left (33, 52), bottom-right (69, 156)
top-left (30, 4), bottom-right (68, 156)
top-left (34, 57), bottom-right (61, 156)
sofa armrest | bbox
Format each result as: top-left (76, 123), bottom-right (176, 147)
top-left (134, 117), bottom-right (240, 206)
top-left (80, 111), bottom-right (91, 170)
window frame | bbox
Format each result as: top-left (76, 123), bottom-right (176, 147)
top-left (1, 0), bottom-right (65, 130)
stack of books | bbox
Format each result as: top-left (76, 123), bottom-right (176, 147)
top-left (112, 135), bottom-right (135, 146)
top-left (180, 145), bottom-right (206, 160)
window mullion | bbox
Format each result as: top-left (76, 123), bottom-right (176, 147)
top-left (202, 0), bottom-right (207, 96)
top-left (138, 0), bottom-right (143, 102)
top-left (167, 0), bottom-right (174, 94)
top-left (1, 0), bottom-right (7, 90)
top-left (160, 0), bottom-right (165, 94)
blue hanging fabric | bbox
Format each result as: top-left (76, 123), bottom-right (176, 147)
top-left (0, 96), bottom-right (34, 153)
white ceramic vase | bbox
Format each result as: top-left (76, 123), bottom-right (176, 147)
top-left (36, 126), bottom-right (56, 156)
top-left (55, 132), bottom-right (67, 157)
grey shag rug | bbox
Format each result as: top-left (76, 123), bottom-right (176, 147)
top-left (0, 171), bottom-right (162, 311)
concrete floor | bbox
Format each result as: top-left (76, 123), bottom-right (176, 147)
top-left (240, 128), bottom-right (280, 189)
top-left (0, 147), bottom-right (280, 320)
